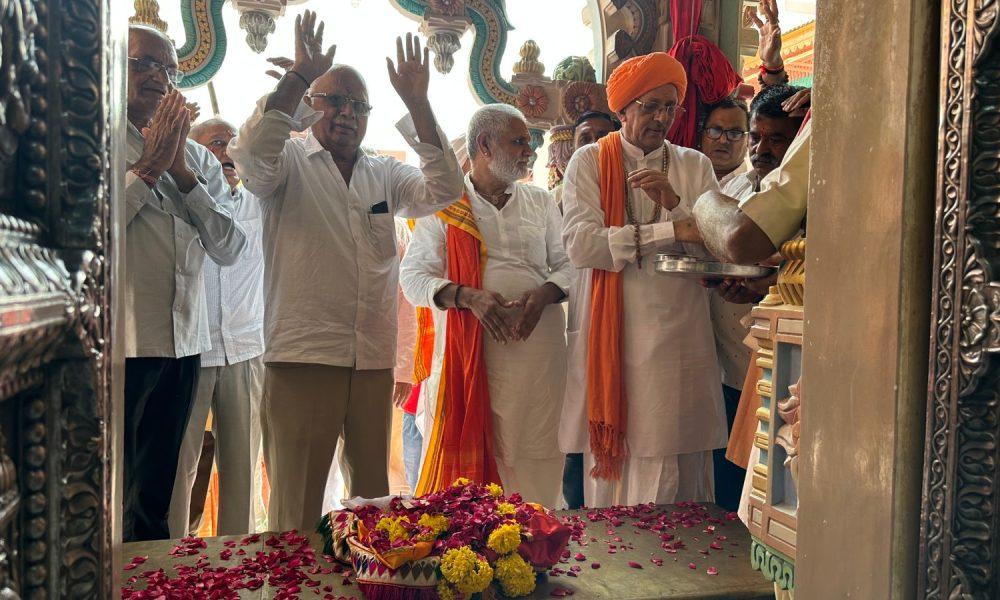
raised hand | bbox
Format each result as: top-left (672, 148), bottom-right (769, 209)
top-left (627, 168), bottom-right (681, 211)
top-left (387, 33), bottom-right (431, 108)
top-left (134, 90), bottom-right (187, 179)
top-left (265, 56), bottom-right (295, 80)
top-left (782, 88), bottom-right (811, 117)
top-left (291, 10), bottom-right (337, 84)
top-left (749, 0), bottom-right (782, 69)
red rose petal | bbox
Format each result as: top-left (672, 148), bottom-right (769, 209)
top-left (591, 562), bottom-right (601, 569)
top-left (688, 562), bottom-right (697, 570)
top-left (707, 567), bottom-right (719, 576)
top-left (574, 553), bottom-right (586, 561)
top-left (628, 561), bottom-right (642, 569)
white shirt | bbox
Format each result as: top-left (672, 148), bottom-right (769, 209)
top-left (559, 137), bottom-right (728, 457)
top-left (228, 97), bottom-right (464, 369)
top-left (124, 125), bottom-right (247, 359)
top-left (400, 176), bottom-right (573, 461)
top-left (711, 166), bottom-right (756, 389)
top-left (395, 220), bottom-right (417, 384)
top-left (201, 186), bottom-right (266, 368)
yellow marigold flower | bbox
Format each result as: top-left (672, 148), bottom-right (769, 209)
top-left (416, 513), bottom-right (450, 541)
top-left (495, 552), bottom-right (536, 597)
top-left (496, 502), bottom-right (516, 516)
top-left (487, 523), bottom-right (522, 555)
top-left (440, 546), bottom-right (494, 594)
top-left (436, 581), bottom-right (458, 600)
top-left (486, 483), bottom-right (504, 497)
top-left (452, 477), bottom-right (471, 487)
top-left (375, 515), bottom-right (410, 543)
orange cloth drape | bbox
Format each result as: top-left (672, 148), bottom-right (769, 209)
top-left (416, 196), bottom-right (501, 494)
top-left (586, 133), bottom-right (629, 481)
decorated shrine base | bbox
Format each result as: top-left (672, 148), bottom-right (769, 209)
top-left (122, 504), bottom-right (774, 599)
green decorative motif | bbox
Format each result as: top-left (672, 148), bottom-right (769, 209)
top-left (528, 128), bottom-right (544, 151)
top-left (391, 0), bottom-right (517, 104)
top-left (176, 0), bottom-right (228, 89)
top-left (553, 56), bottom-right (596, 82)
top-left (750, 537), bottom-right (795, 591)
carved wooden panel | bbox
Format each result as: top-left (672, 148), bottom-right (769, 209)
top-left (919, 1), bottom-right (1000, 599)
top-left (0, 0), bottom-right (115, 597)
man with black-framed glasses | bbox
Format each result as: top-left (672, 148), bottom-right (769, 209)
top-left (228, 10), bottom-right (463, 532)
top-left (124, 25), bottom-right (247, 542)
top-left (699, 98), bottom-right (750, 185)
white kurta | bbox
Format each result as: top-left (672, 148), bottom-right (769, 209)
top-left (559, 137), bottom-right (728, 507)
top-left (400, 176), bottom-right (573, 505)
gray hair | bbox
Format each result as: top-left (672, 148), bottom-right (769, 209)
top-left (190, 118), bottom-right (237, 140)
top-left (467, 104), bottom-right (526, 160)
top-left (128, 24), bottom-right (175, 50)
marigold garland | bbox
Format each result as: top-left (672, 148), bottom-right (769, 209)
top-left (318, 479), bottom-right (571, 598)
top-left (487, 522), bottom-right (522, 555)
top-left (440, 546), bottom-right (494, 594)
top-left (496, 502), bottom-right (516, 516)
top-left (494, 552), bottom-right (536, 597)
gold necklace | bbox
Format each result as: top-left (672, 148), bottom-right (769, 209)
top-left (624, 144), bottom-right (670, 269)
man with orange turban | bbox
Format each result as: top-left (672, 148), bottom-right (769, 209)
top-left (559, 52), bottom-right (728, 507)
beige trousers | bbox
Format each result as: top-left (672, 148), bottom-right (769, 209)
top-left (262, 363), bottom-right (392, 531)
top-left (168, 356), bottom-right (263, 538)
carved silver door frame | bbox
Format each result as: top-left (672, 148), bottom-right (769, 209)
top-left (0, 0), bottom-right (117, 596)
top-left (919, 1), bottom-right (1000, 598)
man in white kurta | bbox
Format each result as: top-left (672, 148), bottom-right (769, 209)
top-left (559, 52), bottom-right (728, 508)
top-left (400, 105), bottom-right (572, 506)
top-left (227, 17), bottom-right (464, 531)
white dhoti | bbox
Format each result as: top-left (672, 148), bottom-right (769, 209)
top-left (583, 451), bottom-right (714, 507)
top-left (485, 302), bottom-right (567, 506)
top-left (400, 179), bottom-right (573, 507)
top-left (559, 139), bottom-right (730, 510)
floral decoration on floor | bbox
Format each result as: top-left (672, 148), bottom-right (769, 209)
top-left (317, 479), bottom-right (572, 599)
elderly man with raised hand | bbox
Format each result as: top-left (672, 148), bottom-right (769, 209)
top-left (401, 104), bottom-right (572, 506)
top-left (559, 52), bottom-right (727, 508)
top-left (124, 26), bottom-right (246, 542)
top-left (167, 118), bottom-right (265, 538)
top-left (227, 10), bottom-right (463, 531)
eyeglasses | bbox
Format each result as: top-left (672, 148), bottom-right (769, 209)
top-left (632, 99), bottom-right (685, 118)
top-left (128, 56), bottom-right (183, 86)
top-left (704, 126), bottom-right (748, 141)
top-left (307, 93), bottom-right (373, 117)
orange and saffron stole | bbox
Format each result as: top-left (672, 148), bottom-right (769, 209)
top-left (415, 195), bottom-right (501, 494)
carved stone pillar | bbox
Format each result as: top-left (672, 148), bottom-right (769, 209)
top-left (1, 0), bottom-right (119, 596)
top-left (918, 3), bottom-right (1000, 599)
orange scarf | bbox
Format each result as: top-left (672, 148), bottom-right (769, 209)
top-left (587, 132), bottom-right (629, 480)
top-left (416, 195), bottom-right (500, 494)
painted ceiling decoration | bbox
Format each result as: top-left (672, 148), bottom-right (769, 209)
top-left (129, 0), bottom-right (664, 160)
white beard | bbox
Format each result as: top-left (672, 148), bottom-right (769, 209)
top-left (488, 151), bottom-right (528, 184)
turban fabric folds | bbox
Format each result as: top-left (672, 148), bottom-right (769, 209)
top-left (605, 52), bottom-right (688, 114)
